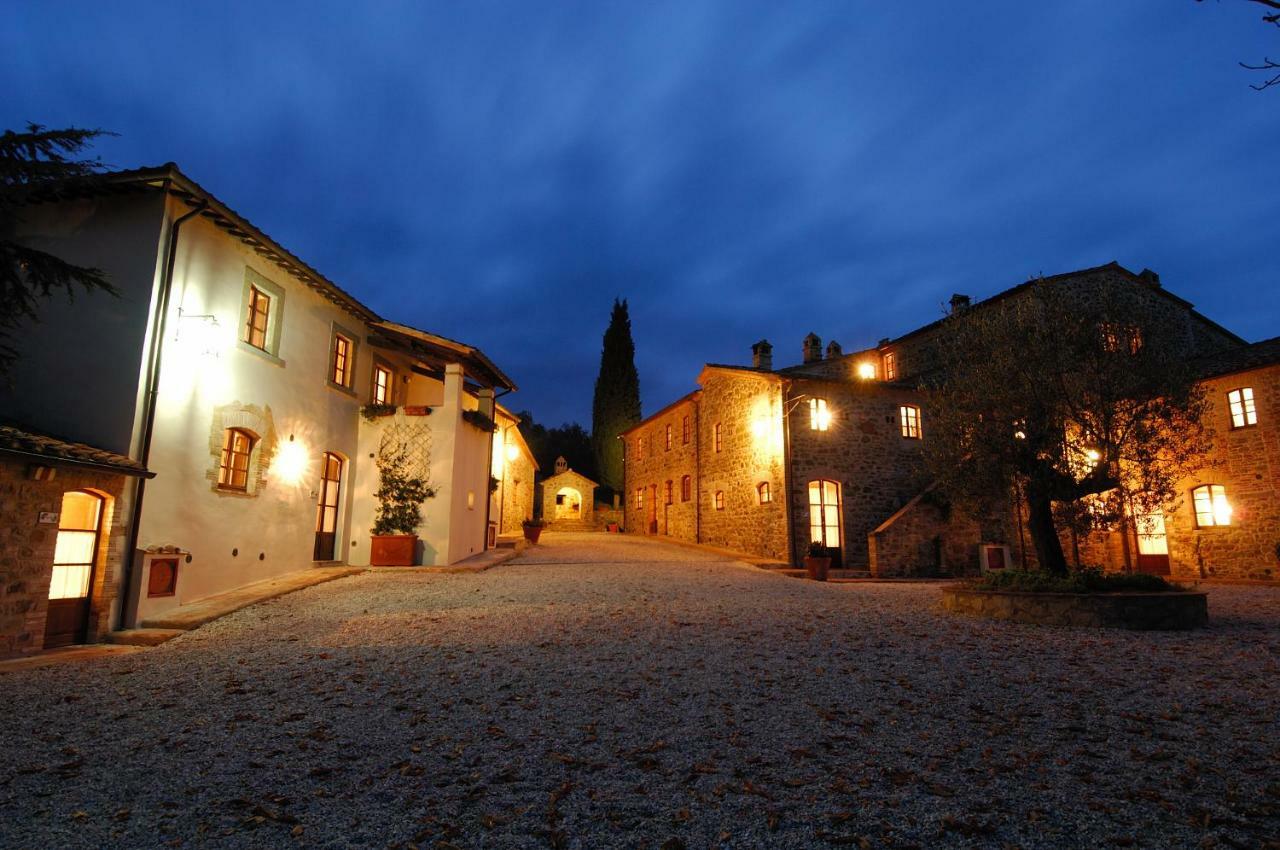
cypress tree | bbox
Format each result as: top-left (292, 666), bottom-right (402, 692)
top-left (591, 298), bottom-right (641, 493)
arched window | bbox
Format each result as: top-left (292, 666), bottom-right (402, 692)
top-left (218, 428), bottom-right (257, 491)
top-left (714, 490), bottom-right (724, 510)
top-left (1192, 484), bottom-right (1231, 528)
top-left (681, 475), bottom-right (691, 502)
top-left (758, 482), bottom-right (771, 504)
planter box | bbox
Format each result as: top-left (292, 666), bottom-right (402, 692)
top-left (370, 534), bottom-right (418, 566)
top-left (523, 525), bottom-right (543, 544)
top-left (940, 587), bottom-right (1208, 630)
top-left (804, 556), bottom-right (831, 582)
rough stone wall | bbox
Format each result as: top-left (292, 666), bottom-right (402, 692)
top-left (0, 459), bottom-right (129, 656)
top-left (867, 490), bottom-right (989, 577)
top-left (499, 450), bottom-right (536, 534)
top-left (622, 395), bottom-right (700, 542)
top-left (786, 378), bottom-right (932, 570)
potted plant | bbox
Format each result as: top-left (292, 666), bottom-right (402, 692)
top-left (804, 540), bottom-right (831, 581)
top-left (370, 446), bottom-right (434, 566)
top-left (522, 518), bottom-right (546, 544)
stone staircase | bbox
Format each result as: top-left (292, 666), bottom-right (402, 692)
top-left (545, 518), bottom-right (595, 533)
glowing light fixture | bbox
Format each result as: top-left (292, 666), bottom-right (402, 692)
top-left (505, 443), bottom-right (519, 462)
top-left (273, 435), bottom-right (309, 484)
top-left (856, 362), bottom-right (876, 380)
top-left (176, 308), bottom-right (222, 357)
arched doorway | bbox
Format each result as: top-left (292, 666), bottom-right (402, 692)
top-left (44, 490), bottom-right (105, 648)
top-left (554, 487), bottom-right (582, 520)
top-left (314, 452), bottom-right (344, 561)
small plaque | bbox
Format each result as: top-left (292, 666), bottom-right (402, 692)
top-left (38, 512), bottom-right (59, 525)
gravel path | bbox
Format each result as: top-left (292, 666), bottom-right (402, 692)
top-left (1, 532), bottom-right (1277, 849)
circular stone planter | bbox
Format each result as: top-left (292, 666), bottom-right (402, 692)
top-left (940, 587), bottom-right (1208, 631)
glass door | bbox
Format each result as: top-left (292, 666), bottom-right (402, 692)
top-left (314, 453), bottom-right (342, 561)
top-left (808, 479), bottom-right (843, 568)
top-left (44, 491), bottom-right (103, 648)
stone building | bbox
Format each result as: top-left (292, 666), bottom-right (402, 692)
top-left (538, 458), bottom-right (600, 530)
top-left (492, 405), bottom-right (539, 536)
top-left (1, 163), bottom-right (523, 655)
top-left (625, 263), bottom-right (1275, 580)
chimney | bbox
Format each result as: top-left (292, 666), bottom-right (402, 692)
top-left (751, 339), bottom-right (773, 371)
top-left (949, 293), bottom-right (971, 315)
top-left (826, 340), bottom-right (843, 359)
top-left (877, 337), bottom-right (890, 348)
top-left (802, 332), bottom-right (823, 364)
top-left (1137, 268), bottom-right (1161, 287)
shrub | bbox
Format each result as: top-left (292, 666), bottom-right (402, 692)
top-left (971, 568), bottom-right (1183, 594)
top-left (807, 540), bottom-right (828, 557)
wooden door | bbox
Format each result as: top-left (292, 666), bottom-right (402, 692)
top-left (807, 479), bottom-right (843, 568)
top-left (1134, 508), bottom-right (1171, 575)
top-left (44, 491), bottom-right (103, 648)
top-left (313, 453), bottom-right (342, 561)
top-left (648, 484), bottom-right (658, 534)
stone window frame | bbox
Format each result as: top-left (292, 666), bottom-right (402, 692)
top-left (883, 350), bottom-right (897, 381)
top-left (326, 321), bottom-right (359, 396)
top-left (681, 475), bottom-right (691, 502)
top-left (899, 404), bottom-right (922, 439)
top-left (216, 427), bottom-right (257, 491)
top-left (1191, 483), bottom-right (1231, 528)
top-left (208, 405), bottom-right (276, 497)
top-left (714, 490), bottom-right (724, 510)
top-left (1226, 387), bottom-right (1257, 429)
top-left (238, 267), bottom-right (286, 365)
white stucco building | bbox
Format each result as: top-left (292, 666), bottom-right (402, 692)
top-left (0, 164), bottom-right (523, 649)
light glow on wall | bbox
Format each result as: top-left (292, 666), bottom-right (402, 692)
top-left (506, 443), bottom-right (519, 462)
top-left (856, 361), bottom-right (876, 380)
top-left (273, 435), bottom-right (310, 485)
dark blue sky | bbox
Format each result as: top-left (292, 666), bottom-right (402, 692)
top-left (5, 2), bottom-right (1278, 425)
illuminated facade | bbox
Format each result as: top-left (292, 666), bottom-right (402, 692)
top-left (0, 165), bottom-right (521, 652)
top-left (626, 263), bottom-right (1279, 580)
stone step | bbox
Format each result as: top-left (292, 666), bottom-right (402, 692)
top-left (107, 628), bottom-right (185, 647)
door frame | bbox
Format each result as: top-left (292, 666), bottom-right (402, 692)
top-left (313, 452), bottom-right (344, 561)
top-left (807, 478), bottom-right (844, 569)
top-left (44, 489), bottom-right (106, 648)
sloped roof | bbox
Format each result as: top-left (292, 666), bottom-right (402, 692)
top-left (19, 164), bottom-right (515, 390)
top-left (542, 467), bottom-right (599, 489)
top-left (0, 424), bottom-right (153, 477)
top-left (620, 390), bottom-right (700, 436)
top-left (1197, 335), bottom-right (1280, 379)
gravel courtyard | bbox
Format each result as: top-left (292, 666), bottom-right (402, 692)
top-left (1, 533), bottom-right (1278, 849)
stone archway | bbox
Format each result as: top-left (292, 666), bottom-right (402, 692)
top-left (554, 487), bottom-right (583, 520)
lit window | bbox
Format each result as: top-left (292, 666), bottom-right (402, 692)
top-left (758, 482), bottom-right (771, 504)
top-left (665, 424), bottom-right (673, 451)
top-left (1101, 323), bottom-right (1143, 354)
top-left (808, 479), bottom-right (841, 548)
top-left (883, 351), bottom-right (897, 381)
top-left (331, 333), bottom-right (353, 386)
top-left (714, 490), bottom-right (724, 510)
top-left (244, 285), bottom-right (271, 350)
top-left (1227, 388), bottom-right (1257, 428)
top-left (635, 487), bottom-right (644, 509)
top-left (682, 415), bottom-right (690, 444)
top-left (636, 437), bottom-right (644, 462)
top-left (372, 365), bottom-right (392, 405)
top-left (1192, 484), bottom-right (1231, 527)
top-left (856, 362), bottom-right (876, 380)
top-left (48, 491), bottom-right (102, 600)
top-left (681, 475), bottom-right (691, 502)
top-left (714, 423), bottom-right (722, 452)
top-left (809, 398), bottom-right (830, 431)
top-left (218, 428), bottom-right (256, 491)
top-left (899, 405), bottom-right (921, 439)
top-left (665, 480), bottom-right (673, 505)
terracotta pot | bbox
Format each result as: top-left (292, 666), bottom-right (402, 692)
top-left (607, 523), bottom-right (619, 533)
top-left (523, 525), bottom-right (543, 544)
top-left (804, 556), bottom-right (831, 582)
top-left (371, 534), bottom-right (418, 566)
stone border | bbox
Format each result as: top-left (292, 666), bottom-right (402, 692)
top-left (940, 587), bottom-right (1208, 630)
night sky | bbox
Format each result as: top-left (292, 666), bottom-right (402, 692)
top-left (4, 2), bottom-right (1278, 426)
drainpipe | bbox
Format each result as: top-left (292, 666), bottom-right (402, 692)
top-left (693, 400), bottom-right (702, 544)
top-left (120, 194), bottom-right (207, 628)
top-left (780, 379), bottom-right (798, 566)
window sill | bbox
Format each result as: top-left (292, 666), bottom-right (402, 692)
top-left (326, 380), bottom-right (358, 399)
top-left (237, 340), bottom-right (286, 367)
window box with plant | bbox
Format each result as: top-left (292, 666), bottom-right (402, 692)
top-left (522, 518), bottom-right (546, 544)
top-left (804, 540), bottom-right (830, 581)
top-left (370, 445), bottom-right (435, 566)
top-left (360, 403), bottom-right (398, 422)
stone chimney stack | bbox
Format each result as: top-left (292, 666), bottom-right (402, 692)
top-left (949, 294), bottom-right (971, 315)
top-left (826, 340), bottom-right (843, 359)
top-left (1137, 268), bottom-right (1161, 287)
top-left (751, 339), bottom-right (773, 371)
top-left (802, 332), bottom-right (823, 364)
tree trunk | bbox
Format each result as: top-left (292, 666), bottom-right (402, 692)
top-left (1025, 485), bottom-right (1068, 576)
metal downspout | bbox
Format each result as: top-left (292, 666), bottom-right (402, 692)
top-left (119, 195), bottom-right (207, 627)
top-left (781, 378), bottom-right (797, 566)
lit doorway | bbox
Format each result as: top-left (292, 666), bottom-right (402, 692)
top-left (44, 491), bottom-right (104, 648)
top-left (314, 452), bottom-right (343, 561)
top-left (1133, 508), bottom-right (1170, 575)
top-left (808, 479), bottom-right (843, 568)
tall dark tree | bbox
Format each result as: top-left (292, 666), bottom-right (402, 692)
top-left (590, 298), bottom-right (641, 492)
top-left (1, 124), bottom-right (116, 373)
top-left (1196, 0), bottom-right (1280, 90)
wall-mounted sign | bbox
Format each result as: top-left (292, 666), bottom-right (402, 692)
top-left (38, 512), bottom-right (59, 524)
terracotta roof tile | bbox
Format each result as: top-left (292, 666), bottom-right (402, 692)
top-left (0, 425), bottom-right (153, 477)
